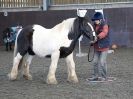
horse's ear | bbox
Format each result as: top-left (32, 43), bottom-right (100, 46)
top-left (77, 9), bottom-right (87, 18)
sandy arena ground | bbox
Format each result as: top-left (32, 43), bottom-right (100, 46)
top-left (0, 46), bottom-right (133, 99)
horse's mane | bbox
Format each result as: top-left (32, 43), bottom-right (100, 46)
top-left (52, 18), bottom-right (76, 33)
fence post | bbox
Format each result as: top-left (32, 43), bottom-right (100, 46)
top-left (43, 0), bottom-right (48, 11)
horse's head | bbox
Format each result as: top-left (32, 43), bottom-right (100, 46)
top-left (79, 17), bottom-right (96, 42)
top-left (76, 9), bottom-right (97, 42)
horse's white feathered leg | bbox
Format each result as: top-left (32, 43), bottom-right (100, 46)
top-left (8, 29), bottom-right (23, 80)
top-left (8, 53), bottom-right (22, 80)
top-left (47, 51), bottom-right (60, 84)
top-left (66, 53), bottom-right (78, 83)
top-left (22, 55), bottom-right (33, 80)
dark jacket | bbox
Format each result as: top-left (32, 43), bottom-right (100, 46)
top-left (94, 22), bottom-right (110, 49)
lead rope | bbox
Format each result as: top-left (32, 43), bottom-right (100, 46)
top-left (87, 23), bottom-right (96, 62)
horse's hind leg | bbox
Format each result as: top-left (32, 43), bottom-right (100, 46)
top-left (22, 55), bottom-right (33, 80)
top-left (47, 51), bottom-right (60, 84)
top-left (8, 53), bottom-right (22, 80)
top-left (66, 53), bottom-right (78, 83)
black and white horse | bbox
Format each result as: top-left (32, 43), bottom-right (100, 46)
top-left (8, 11), bottom-right (96, 84)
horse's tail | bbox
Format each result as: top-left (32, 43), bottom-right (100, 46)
top-left (13, 29), bottom-right (24, 70)
top-left (13, 36), bottom-right (18, 58)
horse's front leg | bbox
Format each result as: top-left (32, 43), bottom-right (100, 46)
top-left (46, 51), bottom-right (60, 84)
top-left (66, 53), bottom-right (79, 83)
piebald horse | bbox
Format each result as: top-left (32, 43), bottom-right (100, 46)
top-left (8, 11), bottom-right (96, 84)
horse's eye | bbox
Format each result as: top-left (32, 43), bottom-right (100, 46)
top-left (84, 22), bottom-right (88, 26)
top-left (83, 23), bottom-right (87, 27)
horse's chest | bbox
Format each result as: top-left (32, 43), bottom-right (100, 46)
top-left (59, 40), bottom-right (75, 58)
top-left (59, 47), bottom-right (71, 58)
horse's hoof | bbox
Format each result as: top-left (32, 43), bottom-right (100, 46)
top-left (67, 76), bottom-right (79, 83)
top-left (23, 74), bottom-right (32, 80)
top-left (8, 73), bottom-right (17, 81)
top-left (46, 78), bottom-right (58, 85)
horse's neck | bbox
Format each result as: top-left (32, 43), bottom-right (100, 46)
top-left (52, 22), bottom-right (64, 31)
top-left (72, 33), bottom-right (82, 46)
top-left (52, 18), bottom-right (75, 33)
top-left (50, 17), bottom-right (81, 46)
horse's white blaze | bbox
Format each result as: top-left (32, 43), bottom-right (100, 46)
top-left (32, 18), bottom-right (75, 57)
top-left (87, 22), bottom-right (96, 37)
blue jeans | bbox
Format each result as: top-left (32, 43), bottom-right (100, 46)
top-left (93, 50), bottom-right (108, 78)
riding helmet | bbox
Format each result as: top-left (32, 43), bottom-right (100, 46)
top-left (91, 12), bottom-right (104, 21)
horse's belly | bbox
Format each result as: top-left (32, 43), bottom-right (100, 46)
top-left (33, 40), bottom-right (71, 57)
top-left (33, 48), bottom-right (52, 57)
top-left (33, 43), bottom-right (59, 57)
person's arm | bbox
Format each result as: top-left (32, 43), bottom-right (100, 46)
top-left (97, 24), bottom-right (109, 39)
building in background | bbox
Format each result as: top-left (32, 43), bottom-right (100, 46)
top-left (0, 0), bottom-right (133, 11)
top-left (49, 0), bottom-right (133, 10)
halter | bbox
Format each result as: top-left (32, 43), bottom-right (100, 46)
top-left (80, 27), bottom-right (96, 62)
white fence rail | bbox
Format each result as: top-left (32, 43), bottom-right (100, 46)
top-left (50, 0), bottom-right (133, 5)
top-left (0, 0), bottom-right (42, 8)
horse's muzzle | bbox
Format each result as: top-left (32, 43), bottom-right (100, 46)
top-left (90, 36), bottom-right (97, 44)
